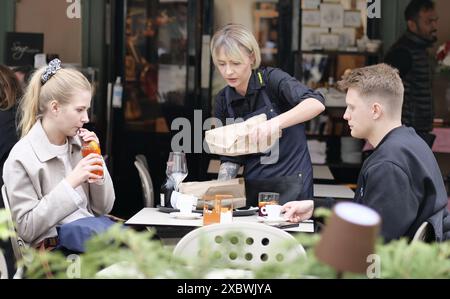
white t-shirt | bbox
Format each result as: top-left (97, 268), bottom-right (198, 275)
top-left (49, 140), bottom-right (94, 224)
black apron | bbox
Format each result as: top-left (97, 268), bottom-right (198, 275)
top-left (225, 71), bottom-right (313, 206)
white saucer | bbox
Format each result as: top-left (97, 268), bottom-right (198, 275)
top-left (169, 212), bottom-right (202, 220)
top-left (257, 216), bottom-right (286, 223)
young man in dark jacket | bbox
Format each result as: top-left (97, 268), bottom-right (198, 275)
top-left (384, 0), bottom-right (438, 147)
top-left (283, 64), bottom-right (450, 242)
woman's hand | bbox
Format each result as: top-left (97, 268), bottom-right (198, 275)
top-left (249, 118), bottom-right (281, 146)
top-left (282, 200), bottom-right (314, 223)
top-left (78, 128), bottom-right (100, 145)
top-left (66, 153), bottom-right (104, 188)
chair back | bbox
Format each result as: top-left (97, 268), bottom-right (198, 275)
top-left (173, 222), bottom-right (306, 270)
top-left (411, 221), bottom-right (433, 243)
top-left (135, 154), bottom-right (149, 171)
top-left (0, 252), bottom-right (8, 279)
top-left (134, 160), bottom-right (154, 207)
top-left (1, 185), bottom-right (26, 264)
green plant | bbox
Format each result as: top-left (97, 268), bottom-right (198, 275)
top-left (0, 209), bottom-right (12, 241)
top-left (2, 208), bottom-right (450, 279)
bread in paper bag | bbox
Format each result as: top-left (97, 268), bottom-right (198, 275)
top-left (205, 114), bottom-right (281, 156)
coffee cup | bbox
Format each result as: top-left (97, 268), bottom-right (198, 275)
top-left (265, 204), bottom-right (282, 220)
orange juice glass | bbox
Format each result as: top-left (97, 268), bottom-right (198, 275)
top-left (203, 194), bottom-right (233, 225)
top-left (81, 140), bottom-right (103, 177)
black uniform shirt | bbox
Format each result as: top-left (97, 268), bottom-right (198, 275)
top-left (214, 67), bottom-right (325, 165)
top-left (214, 67), bottom-right (325, 124)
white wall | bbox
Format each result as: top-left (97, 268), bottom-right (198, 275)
top-left (15, 0), bottom-right (82, 64)
top-left (214, 0), bottom-right (277, 31)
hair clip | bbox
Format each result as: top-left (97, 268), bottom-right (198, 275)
top-left (41, 58), bottom-right (62, 85)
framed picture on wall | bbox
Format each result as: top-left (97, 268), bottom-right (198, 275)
top-left (302, 10), bottom-right (321, 26)
top-left (303, 0), bottom-right (321, 9)
top-left (320, 33), bottom-right (340, 50)
top-left (332, 28), bottom-right (356, 49)
top-left (320, 3), bottom-right (344, 28)
top-left (302, 27), bottom-right (328, 50)
top-left (5, 32), bottom-right (44, 66)
top-left (344, 10), bottom-right (362, 27)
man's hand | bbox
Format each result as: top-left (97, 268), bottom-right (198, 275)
top-left (282, 200), bottom-right (314, 223)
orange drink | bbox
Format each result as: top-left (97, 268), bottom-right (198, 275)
top-left (81, 140), bottom-right (103, 177)
top-left (203, 194), bottom-right (233, 225)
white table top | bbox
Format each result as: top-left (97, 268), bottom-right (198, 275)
top-left (125, 208), bottom-right (314, 233)
top-left (312, 165), bottom-right (334, 180)
top-left (314, 184), bottom-right (355, 199)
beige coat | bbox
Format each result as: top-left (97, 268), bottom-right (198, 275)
top-left (2, 121), bottom-right (115, 246)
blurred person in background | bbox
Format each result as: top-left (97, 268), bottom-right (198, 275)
top-left (384, 0), bottom-right (439, 147)
top-left (0, 64), bottom-right (22, 278)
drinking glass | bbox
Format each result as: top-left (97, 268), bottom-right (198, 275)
top-left (81, 140), bottom-right (103, 177)
top-left (166, 152), bottom-right (188, 191)
top-left (203, 194), bottom-right (233, 225)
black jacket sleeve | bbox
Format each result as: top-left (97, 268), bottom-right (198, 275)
top-left (313, 197), bottom-right (335, 209)
top-left (361, 162), bottom-right (419, 242)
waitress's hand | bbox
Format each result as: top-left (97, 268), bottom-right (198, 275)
top-left (78, 128), bottom-right (100, 145)
top-left (217, 162), bottom-right (240, 181)
top-left (249, 118), bottom-right (281, 146)
top-left (282, 200), bottom-right (314, 223)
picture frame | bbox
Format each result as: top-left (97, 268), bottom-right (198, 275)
top-left (302, 9), bottom-right (321, 26)
top-left (303, 0), bottom-right (321, 9)
top-left (332, 27), bottom-right (356, 49)
top-left (320, 3), bottom-right (344, 28)
top-left (344, 10), bottom-right (362, 28)
top-left (319, 33), bottom-right (340, 50)
top-left (302, 27), bottom-right (329, 50)
top-left (5, 32), bottom-right (44, 66)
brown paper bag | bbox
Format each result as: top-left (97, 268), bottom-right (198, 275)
top-left (179, 178), bottom-right (246, 209)
top-left (205, 114), bottom-right (281, 156)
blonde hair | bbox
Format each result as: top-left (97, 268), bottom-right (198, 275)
top-left (210, 23), bottom-right (261, 70)
top-left (18, 66), bottom-right (92, 137)
top-left (0, 65), bottom-right (21, 111)
top-left (337, 63), bottom-right (404, 118)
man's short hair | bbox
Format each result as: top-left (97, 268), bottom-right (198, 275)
top-left (337, 64), bottom-right (404, 118)
top-left (405, 0), bottom-right (435, 21)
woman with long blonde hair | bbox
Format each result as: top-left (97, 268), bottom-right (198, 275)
top-left (3, 59), bottom-right (115, 249)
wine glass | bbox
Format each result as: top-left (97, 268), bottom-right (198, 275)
top-left (166, 152), bottom-right (188, 191)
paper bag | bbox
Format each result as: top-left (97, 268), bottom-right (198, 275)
top-left (205, 114), bottom-right (281, 156)
top-left (179, 178), bottom-right (246, 209)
